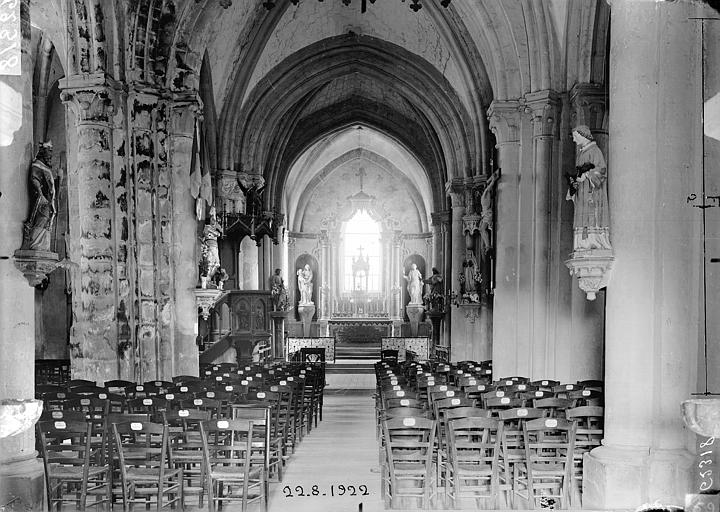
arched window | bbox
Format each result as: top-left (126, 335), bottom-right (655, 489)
top-left (343, 210), bottom-right (381, 292)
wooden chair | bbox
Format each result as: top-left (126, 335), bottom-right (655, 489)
top-left (381, 416), bottom-right (437, 509)
top-left (112, 420), bottom-right (183, 510)
top-left (446, 416), bottom-right (506, 508)
top-left (514, 417), bottom-right (576, 509)
top-left (200, 419), bottom-right (265, 512)
top-left (566, 406), bottom-right (603, 507)
top-left (37, 419), bottom-right (112, 511)
top-left (497, 407), bottom-right (545, 508)
top-left (163, 408), bottom-right (211, 506)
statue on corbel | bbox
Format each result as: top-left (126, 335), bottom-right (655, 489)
top-left (198, 206), bottom-right (227, 289)
top-left (565, 125), bottom-right (614, 300)
top-left (13, 141), bottom-right (61, 287)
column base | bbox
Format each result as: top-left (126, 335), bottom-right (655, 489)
top-left (583, 445), bottom-right (693, 509)
top-left (0, 457), bottom-right (44, 511)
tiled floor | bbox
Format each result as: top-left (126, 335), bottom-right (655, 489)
top-left (265, 388), bottom-right (384, 512)
top-left (326, 371), bottom-right (376, 389)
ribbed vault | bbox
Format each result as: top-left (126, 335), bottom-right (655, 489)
top-left (226, 34), bottom-right (473, 214)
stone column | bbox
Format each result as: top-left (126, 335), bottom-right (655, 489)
top-left (487, 101), bottom-right (521, 375)
top-left (0, 2), bottom-right (44, 506)
top-left (319, 230), bottom-right (330, 321)
top-left (446, 179), bottom-right (467, 361)
top-left (524, 90), bottom-right (559, 378)
top-left (431, 211), bottom-right (450, 345)
top-left (61, 80), bottom-right (132, 384)
top-left (169, 97), bottom-right (200, 377)
top-left (583, 1), bottom-right (700, 507)
top-left (391, 231), bottom-right (403, 321)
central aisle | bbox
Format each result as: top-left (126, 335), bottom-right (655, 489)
top-left (267, 388), bottom-right (384, 512)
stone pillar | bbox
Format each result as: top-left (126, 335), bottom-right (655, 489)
top-left (0, 2), bottom-right (44, 507)
top-left (583, 1), bottom-right (700, 507)
top-left (391, 231), bottom-right (403, 321)
top-left (447, 179), bottom-right (467, 361)
top-left (431, 211), bottom-right (450, 346)
top-left (524, 90), bottom-right (559, 378)
top-left (170, 97), bottom-right (200, 377)
top-left (319, 230), bottom-right (330, 320)
top-left (61, 80), bottom-right (133, 384)
top-left (487, 101), bottom-right (522, 377)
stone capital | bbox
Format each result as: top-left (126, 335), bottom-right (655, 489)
top-left (487, 100), bottom-right (521, 144)
top-left (445, 178), bottom-right (466, 209)
top-left (431, 210), bottom-right (451, 227)
top-left (238, 172), bottom-right (265, 189)
top-left (570, 82), bottom-right (607, 133)
top-left (59, 74), bottom-right (124, 123)
top-left (523, 89), bottom-right (561, 138)
top-left (60, 88), bottom-right (115, 123)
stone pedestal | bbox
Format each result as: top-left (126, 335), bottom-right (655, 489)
top-left (565, 250), bottom-right (614, 301)
top-left (297, 303), bottom-right (315, 337)
top-left (427, 310), bottom-right (444, 348)
top-left (270, 310), bottom-right (291, 359)
top-left (405, 304), bottom-right (425, 336)
top-left (12, 250), bottom-right (60, 287)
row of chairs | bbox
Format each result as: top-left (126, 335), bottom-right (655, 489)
top-left (35, 361), bottom-right (326, 511)
top-left (375, 359), bottom-right (603, 510)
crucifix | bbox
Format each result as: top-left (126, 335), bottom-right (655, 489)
top-left (356, 167), bottom-right (366, 192)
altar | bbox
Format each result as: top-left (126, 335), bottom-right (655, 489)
top-left (328, 318), bottom-right (393, 345)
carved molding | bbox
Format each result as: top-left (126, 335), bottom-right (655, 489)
top-left (565, 251), bottom-right (614, 301)
top-left (487, 100), bottom-right (521, 144)
top-left (13, 250), bottom-right (60, 287)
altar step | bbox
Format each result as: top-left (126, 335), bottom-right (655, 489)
top-left (334, 343), bottom-right (382, 360)
top-left (326, 358), bottom-right (375, 374)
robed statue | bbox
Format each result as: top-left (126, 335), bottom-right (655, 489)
top-left (21, 142), bottom-right (56, 252)
top-left (404, 263), bottom-right (423, 304)
top-left (566, 125), bottom-right (612, 253)
top-left (297, 264), bottom-right (314, 305)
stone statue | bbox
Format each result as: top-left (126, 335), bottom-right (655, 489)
top-left (200, 206), bottom-right (223, 281)
top-left (404, 263), bottom-right (423, 304)
top-left (21, 142), bottom-right (56, 252)
top-left (297, 264), bottom-right (313, 304)
top-left (566, 125), bottom-right (612, 253)
top-left (479, 169), bottom-right (500, 255)
top-left (270, 268), bottom-right (288, 311)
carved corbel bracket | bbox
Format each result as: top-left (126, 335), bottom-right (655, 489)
top-left (565, 251), bottom-right (614, 301)
top-left (462, 213), bottom-right (482, 236)
top-left (193, 288), bottom-right (224, 320)
top-left (13, 250), bottom-right (60, 287)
